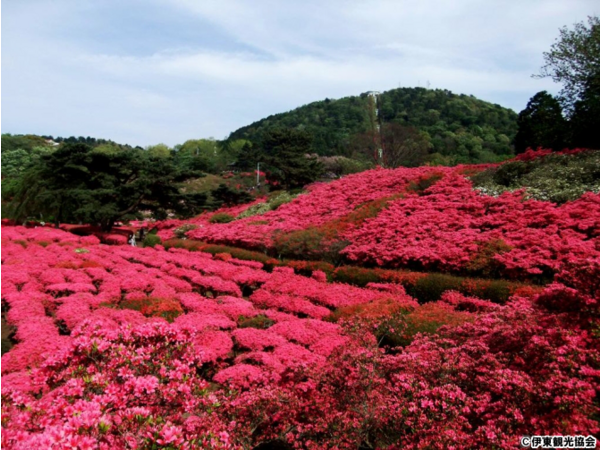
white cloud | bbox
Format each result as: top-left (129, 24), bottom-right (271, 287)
top-left (2, 0), bottom-right (598, 145)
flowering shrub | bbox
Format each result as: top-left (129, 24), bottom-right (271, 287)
top-left (343, 172), bottom-right (600, 279)
top-left (2, 321), bottom-right (233, 449)
top-left (3, 194), bottom-right (600, 450)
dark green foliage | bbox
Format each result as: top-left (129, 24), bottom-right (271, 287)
top-left (350, 123), bottom-right (432, 167)
top-left (210, 183), bottom-right (253, 207)
top-left (406, 173), bottom-right (444, 194)
top-left (7, 143), bottom-right (207, 230)
top-left (331, 266), bottom-right (383, 287)
top-left (51, 135), bottom-right (121, 147)
top-left (408, 274), bottom-right (465, 303)
top-left (209, 213), bottom-right (235, 224)
top-left (536, 15), bottom-right (600, 113)
top-left (259, 129), bottom-right (324, 189)
top-left (1, 338), bottom-right (13, 356)
top-left (476, 280), bottom-right (512, 305)
top-left (272, 228), bottom-right (348, 264)
top-left (514, 91), bottom-right (568, 153)
top-left (228, 87), bottom-right (518, 164)
top-left (285, 260), bottom-right (335, 278)
top-left (142, 234), bottom-right (162, 248)
top-left (273, 228), bottom-right (328, 260)
top-left (173, 224), bottom-right (198, 239)
top-left (492, 161), bottom-right (531, 187)
top-left (234, 142), bottom-right (262, 171)
top-left (570, 72), bottom-right (600, 149)
top-left (238, 315), bottom-right (275, 329)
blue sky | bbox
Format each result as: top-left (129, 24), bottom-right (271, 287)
top-left (2, 0), bottom-right (598, 147)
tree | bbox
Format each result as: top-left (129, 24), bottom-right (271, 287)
top-left (146, 143), bottom-right (172, 159)
top-left (173, 138), bottom-right (229, 173)
top-left (535, 15), bottom-right (600, 113)
top-left (210, 183), bottom-right (252, 207)
top-left (8, 143), bottom-right (207, 230)
top-left (380, 123), bottom-right (432, 167)
top-left (349, 123), bottom-right (431, 167)
top-left (569, 72), bottom-right (600, 148)
top-left (234, 142), bottom-right (262, 171)
top-left (514, 91), bottom-right (567, 153)
top-left (260, 129), bottom-right (323, 189)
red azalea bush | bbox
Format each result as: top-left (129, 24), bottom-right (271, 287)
top-left (2, 194), bottom-right (600, 450)
top-left (151, 154), bottom-right (598, 282)
top-left (2, 321), bottom-right (233, 449)
top-left (342, 173), bottom-right (599, 279)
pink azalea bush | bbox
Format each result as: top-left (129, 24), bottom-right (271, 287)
top-left (150, 152), bottom-right (598, 281)
top-left (2, 148), bottom-right (600, 450)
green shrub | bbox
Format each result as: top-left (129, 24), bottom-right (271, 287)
top-left (173, 223), bottom-right (198, 238)
top-left (237, 191), bottom-right (301, 219)
top-left (409, 273), bottom-right (465, 303)
top-left (209, 213), bottom-right (235, 224)
top-left (273, 228), bottom-right (326, 260)
top-left (143, 234), bottom-right (162, 248)
top-left (466, 239), bottom-right (513, 277)
top-left (210, 183), bottom-right (253, 207)
top-left (332, 266), bottom-right (383, 287)
top-left (13, 239), bottom-right (28, 248)
top-left (478, 280), bottom-right (512, 305)
top-left (236, 202), bottom-right (271, 219)
top-left (272, 228), bottom-right (349, 264)
top-left (268, 192), bottom-right (299, 211)
top-left (493, 161), bottom-right (530, 186)
top-left (200, 244), bottom-right (280, 270)
top-left (472, 150), bottom-right (600, 203)
top-left (1, 338), bottom-right (14, 356)
top-left (238, 315), bottom-right (274, 329)
top-left (406, 172), bottom-right (444, 195)
top-left (285, 260), bottom-right (335, 278)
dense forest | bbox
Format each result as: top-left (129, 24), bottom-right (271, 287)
top-left (228, 87), bottom-right (519, 164)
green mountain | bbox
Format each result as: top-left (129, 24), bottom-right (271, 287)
top-left (228, 87), bottom-right (518, 164)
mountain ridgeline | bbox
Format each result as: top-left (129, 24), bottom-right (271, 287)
top-left (228, 87), bottom-right (518, 165)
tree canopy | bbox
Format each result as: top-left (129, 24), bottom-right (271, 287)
top-left (258, 128), bottom-right (323, 190)
top-left (227, 87), bottom-right (518, 164)
top-left (536, 15), bottom-right (600, 113)
top-left (7, 143), bottom-right (207, 230)
top-left (514, 91), bottom-right (568, 153)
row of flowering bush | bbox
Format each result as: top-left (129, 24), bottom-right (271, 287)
top-left (1, 226), bottom-right (413, 384)
top-left (342, 173), bottom-right (599, 279)
top-left (151, 151), bottom-right (599, 281)
top-left (156, 166), bottom-right (449, 247)
top-left (2, 225), bottom-right (599, 448)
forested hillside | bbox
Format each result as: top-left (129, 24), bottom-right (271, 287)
top-left (229, 87), bottom-right (518, 164)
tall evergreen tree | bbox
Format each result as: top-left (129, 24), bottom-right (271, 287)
top-left (8, 143), bottom-right (207, 230)
top-left (260, 129), bottom-right (323, 189)
top-left (514, 91), bottom-right (567, 153)
top-left (570, 72), bottom-right (600, 149)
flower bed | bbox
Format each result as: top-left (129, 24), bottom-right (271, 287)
top-left (2, 220), bottom-right (599, 448)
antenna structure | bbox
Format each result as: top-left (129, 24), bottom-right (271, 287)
top-left (366, 91), bottom-right (384, 166)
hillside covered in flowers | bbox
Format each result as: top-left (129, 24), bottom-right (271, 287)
top-left (2, 149), bottom-right (600, 449)
top-left (156, 149), bottom-right (599, 282)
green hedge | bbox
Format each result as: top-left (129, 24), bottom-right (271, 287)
top-left (143, 234), bottom-right (162, 248)
top-left (209, 213), bottom-right (235, 224)
top-left (162, 239), bottom-right (533, 304)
